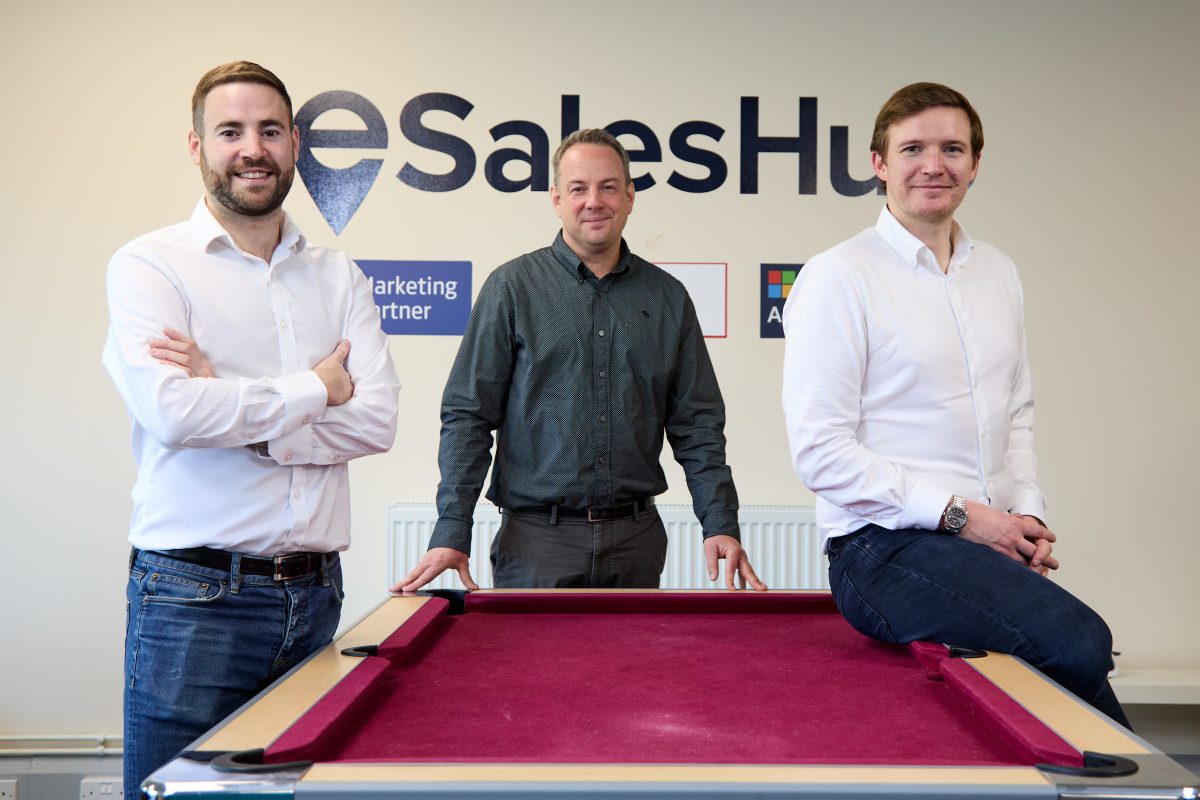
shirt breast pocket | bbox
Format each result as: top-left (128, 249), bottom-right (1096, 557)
top-left (614, 306), bottom-right (676, 388)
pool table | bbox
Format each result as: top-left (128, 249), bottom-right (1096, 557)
top-left (142, 590), bottom-right (1199, 799)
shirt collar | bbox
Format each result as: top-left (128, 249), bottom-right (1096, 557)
top-left (550, 230), bottom-right (633, 282)
top-left (188, 197), bottom-right (306, 262)
top-left (874, 205), bottom-right (974, 276)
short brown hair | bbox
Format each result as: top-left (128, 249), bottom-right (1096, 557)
top-left (191, 61), bottom-right (292, 134)
top-left (552, 128), bottom-right (631, 188)
top-left (871, 82), bottom-right (983, 187)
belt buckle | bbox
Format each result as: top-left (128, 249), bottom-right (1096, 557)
top-left (587, 508), bottom-right (602, 522)
top-left (272, 555), bottom-right (287, 582)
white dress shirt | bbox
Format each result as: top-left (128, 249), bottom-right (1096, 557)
top-left (103, 199), bottom-right (400, 556)
top-left (782, 206), bottom-right (1045, 544)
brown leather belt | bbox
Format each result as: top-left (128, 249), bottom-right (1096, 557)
top-left (145, 546), bottom-right (331, 581)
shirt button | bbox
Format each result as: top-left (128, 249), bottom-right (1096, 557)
top-left (598, 370), bottom-right (606, 378)
top-left (301, 416), bottom-right (311, 425)
top-left (598, 329), bottom-right (605, 337)
top-left (280, 319), bottom-right (290, 329)
top-left (293, 491), bottom-right (301, 500)
top-left (598, 456), bottom-right (606, 465)
top-left (284, 453), bottom-right (294, 462)
top-left (598, 415), bottom-right (607, 423)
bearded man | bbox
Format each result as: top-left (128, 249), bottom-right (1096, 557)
top-left (102, 61), bottom-right (400, 792)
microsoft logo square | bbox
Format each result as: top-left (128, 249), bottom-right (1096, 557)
top-left (761, 263), bottom-right (803, 338)
top-left (765, 269), bottom-right (799, 299)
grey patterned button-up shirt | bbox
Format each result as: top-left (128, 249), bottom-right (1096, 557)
top-left (429, 233), bottom-right (739, 553)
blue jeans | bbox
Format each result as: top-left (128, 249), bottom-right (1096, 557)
top-left (827, 525), bottom-right (1129, 727)
top-left (123, 549), bottom-right (343, 794)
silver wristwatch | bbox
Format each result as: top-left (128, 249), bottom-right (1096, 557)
top-left (942, 495), bottom-right (968, 535)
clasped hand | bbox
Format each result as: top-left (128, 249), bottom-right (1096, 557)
top-left (961, 500), bottom-right (1059, 575)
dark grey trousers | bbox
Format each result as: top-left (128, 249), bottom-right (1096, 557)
top-left (490, 508), bottom-right (668, 588)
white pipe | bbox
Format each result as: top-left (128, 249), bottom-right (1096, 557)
top-left (0, 747), bottom-right (122, 757)
top-left (0, 734), bottom-right (119, 743)
top-left (0, 734), bottom-right (122, 757)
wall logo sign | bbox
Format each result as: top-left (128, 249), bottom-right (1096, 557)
top-left (295, 92), bottom-right (882, 234)
top-left (760, 264), bottom-right (803, 338)
top-left (356, 260), bottom-right (471, 335)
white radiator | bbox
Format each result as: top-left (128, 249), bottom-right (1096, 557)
top-left (387, 504), bottom-right (825, 590)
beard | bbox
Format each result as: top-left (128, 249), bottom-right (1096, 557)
top-left (200, 153), bottom-right (295, 218)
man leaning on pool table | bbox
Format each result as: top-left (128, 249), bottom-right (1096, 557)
top-left (781, 81), bottom-right (1129, 727)
top-left (395, 129), bottom-right (764, 593)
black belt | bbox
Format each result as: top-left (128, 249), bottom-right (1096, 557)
top-left (145, 546), bottom-right (331, 581)
top-left (516, 498), bottom-right (656, 522)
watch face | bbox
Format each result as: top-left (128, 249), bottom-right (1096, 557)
top-left (946, 506), bottom-right (968, 531)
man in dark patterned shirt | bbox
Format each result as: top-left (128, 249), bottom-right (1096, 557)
top-left (394, 129), bottom-right (765, 592)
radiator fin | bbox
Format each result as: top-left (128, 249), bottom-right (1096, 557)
top-left (387, 504), bottom-right (825, 590)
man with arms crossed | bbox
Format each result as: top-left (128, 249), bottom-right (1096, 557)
top-left (103, 61), bottom-right (400, 791)
top-left (396, 129), bottom-right (764, 592)
top-left (782, 83), bottom-right (1127, 724)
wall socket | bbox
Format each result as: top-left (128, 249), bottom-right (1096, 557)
top-left (0, 778), bottom-right (17, 800)
top-left (80, 778), bottom-right (123, 799)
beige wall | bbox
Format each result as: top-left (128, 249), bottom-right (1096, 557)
top-left (1, 0), bottom-right (1196, 735)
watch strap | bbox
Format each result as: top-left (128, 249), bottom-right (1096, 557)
top-left (942, 495), bottom-right (968, 535)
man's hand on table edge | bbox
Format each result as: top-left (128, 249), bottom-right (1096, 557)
top-left (704, 534), bottom-right (768, 591)
top-left (390, 546), bottom-right (478, 594)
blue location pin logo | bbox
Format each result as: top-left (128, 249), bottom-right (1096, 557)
top-left (295, 91), bottom-right (387, 235)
